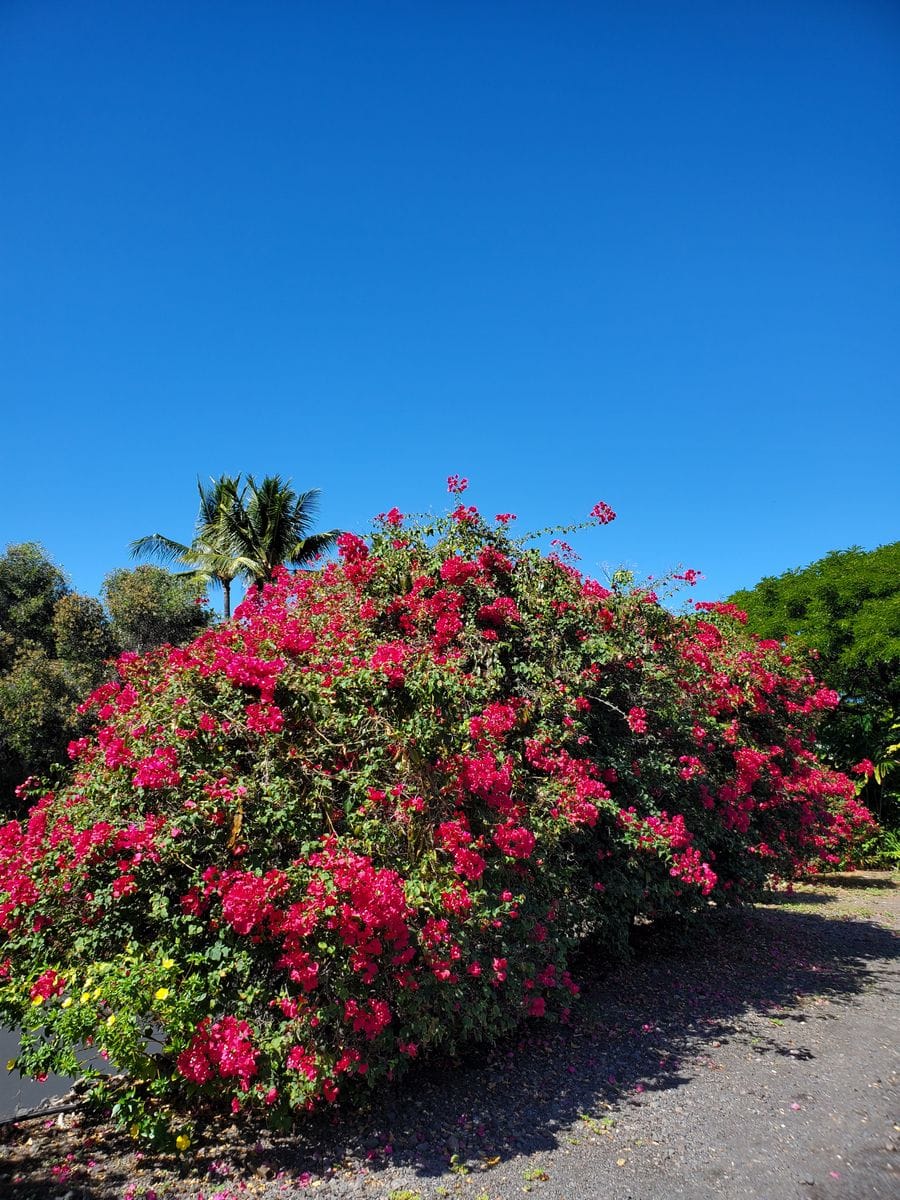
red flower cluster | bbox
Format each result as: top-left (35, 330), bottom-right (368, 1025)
top-left (627, 707), bottom-right (648, 734)
top-left (29, 968), bottom-right (65, 1002)
top-left (132, 746), bottom-right (181, 790)
top-left (176, 1016), bottom-right (258, 1089)
top-left (590, 501), bottom-right (616, 524)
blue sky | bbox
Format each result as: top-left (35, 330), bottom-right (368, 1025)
top-left (2, 0), bottom-right (898, 612)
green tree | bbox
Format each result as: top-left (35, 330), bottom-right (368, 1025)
top-left (224, 474), bottom-right (340, 588)
top-left (131, 475), bottom-right (244, 617)
top-left (103, 566), bottom-right (213, 654)
top-left (0, 545), bottom-right (82, 808)
top-left (0, 645), bottom-right (76, 803)
top-left (52, 593), bottom-right (117, 692)
top-left (730, 542), bottom-right (900, 824)
top-left (0, 543), bottom-right (69, 668)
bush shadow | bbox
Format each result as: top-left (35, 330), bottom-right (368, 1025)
top-left (1, 901), bottom-right (897, 1197)
top-left (809, 871), bottom-right (899, 891)
top-left (759, 887), bottom-right (838, 906)
top-left (253, 903), bottom-right (899, 1186)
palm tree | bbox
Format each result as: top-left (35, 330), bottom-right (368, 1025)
top-left (223, 475), bottom-right (341, 588)
top-left (130, 475), bottom-right (244, 617)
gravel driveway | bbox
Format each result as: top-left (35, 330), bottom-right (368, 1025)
top-left (1, 873), bottom-right (897, 1200)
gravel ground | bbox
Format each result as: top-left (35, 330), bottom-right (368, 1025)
top-left (1, 872), bottom-right (897, 1200)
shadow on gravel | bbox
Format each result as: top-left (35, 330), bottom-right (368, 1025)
top-left (2, 902), bottom-right (897, 1197)
top-left (759, 887), bottom-right (840, 906)
top-left (812, 872), bottom-right (899, 891)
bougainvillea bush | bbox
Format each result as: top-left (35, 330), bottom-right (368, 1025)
top-left (0, 483), bottom-right (873, 1141)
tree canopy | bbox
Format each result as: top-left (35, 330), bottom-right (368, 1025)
top-left (730, 542), bottom-right (900, 705)
top-left (0, 542), bottom-right (69, 669)
top-left (103, 566), bottom-right (212, 655)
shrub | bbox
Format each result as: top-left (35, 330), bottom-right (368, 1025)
top-left (0, 486), bottom-right (873, 1141)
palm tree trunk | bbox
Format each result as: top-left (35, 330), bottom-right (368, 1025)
top-left (222, 579), bottom-right (231, 619)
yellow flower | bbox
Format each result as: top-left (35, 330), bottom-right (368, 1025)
top-left (31, 994), bottom-right (44, 1006)
top-left (105, 1014), bottom-right (116, 1028)
top-left (81, 992), bottom-right (91, 1003)
top-left (129, 1123), bottom-right (140, 1139)
top-left (161, 957), bottom-right (175, 970)
top-left (61, 996), bottom-right (73, 1009)
top-left (154, 987), bottom-right (170, 1001)
top-left (6, 1059), bottom-right (15, 1072)
top-left (175, 1134), bottom-right (191, 1153)
top-left (92, 987), bottom-right (102, 1000)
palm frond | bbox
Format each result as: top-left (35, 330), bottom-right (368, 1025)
top-left (288, 489), bottom-right (322, 538)
top-left (197, 475), bottom-right (244, 532)
top-left (130, 534), bottom-right (193, 566)
top-left (287, 529), bottom-right (341, 566)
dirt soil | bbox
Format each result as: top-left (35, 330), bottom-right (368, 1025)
top-left (1, 872), bottom-right (897, 1200)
